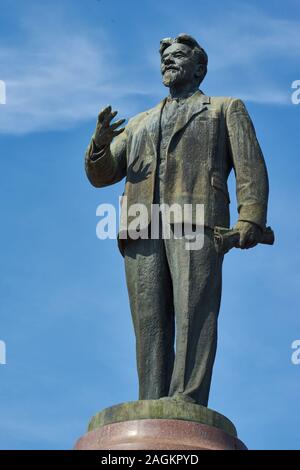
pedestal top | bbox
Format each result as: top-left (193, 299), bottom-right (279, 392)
top-left (88, 399), bottom-right (237, 437)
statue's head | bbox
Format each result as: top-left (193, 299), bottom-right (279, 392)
top-left (160, 34), bottom-right (208, 89)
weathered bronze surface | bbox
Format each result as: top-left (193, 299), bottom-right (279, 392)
top-left (88, 399), bottom-right (237, 437)
top-left (85, 34), bottom-right (271, 406)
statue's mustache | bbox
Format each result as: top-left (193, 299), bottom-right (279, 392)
top-left (162, 65), bottom-right (180, 74)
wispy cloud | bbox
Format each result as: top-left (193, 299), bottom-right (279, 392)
top-left (199, 5), bottom-right (299, 103)
top-left (194, 5), bottom-right (300, 69)
top-left (0, 3), bottom-right (298, 135)
top-left (0, 12), bottom-right (153, 135)
top-left (146, 3), bottom-right (299, 105)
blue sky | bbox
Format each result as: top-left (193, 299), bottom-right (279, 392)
top-left (0, 0), bottom-right (299, 450)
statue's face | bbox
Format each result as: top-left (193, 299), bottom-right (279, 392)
top-left (161, 43), bottom-right (197, 88)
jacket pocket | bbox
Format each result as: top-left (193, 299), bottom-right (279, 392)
top-left (211, 172), bottom-right (230, 203)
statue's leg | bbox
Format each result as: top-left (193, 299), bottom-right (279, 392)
top-left (124, 237), bottom-right (175, 400)
top-left (166, 228), bottom-right (223, 406)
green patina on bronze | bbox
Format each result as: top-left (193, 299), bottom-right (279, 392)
top-left (84, 33), bottom-right (272, 409)
top-left (88, 399), bottom-right (237, 437)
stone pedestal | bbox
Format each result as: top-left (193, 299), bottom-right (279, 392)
top-left (74, 400), bottom-right (247, 450)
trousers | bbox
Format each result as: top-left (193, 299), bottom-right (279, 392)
top-left (123, 225), bottom-right (223, 406)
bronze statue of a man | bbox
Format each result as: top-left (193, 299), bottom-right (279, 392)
top-left (85, 34), bottom-right (269, 406)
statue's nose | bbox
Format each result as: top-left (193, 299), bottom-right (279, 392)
top-left (164, 56), bottom-right (174, 65)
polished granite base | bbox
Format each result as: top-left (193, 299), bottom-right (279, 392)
top-left (74, 399), bottom-right (247, 450)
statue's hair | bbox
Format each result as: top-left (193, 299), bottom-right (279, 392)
top-left (159, 33), bottom-right (208, 84)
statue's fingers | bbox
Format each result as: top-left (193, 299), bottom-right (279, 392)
top-left (247, 241), bottom-right (258, 249)
top-left (102, 111), bottom-right (118, 127)
top-left (108, 110), bottom-right (118, 122)
top-left (110, 119), bottom-right (126, 131)
top-left (112, 127), bottom-right (125, 137)
top-left (245, 233), bottom-right (258, 249)
top-left (239, 231), bottom-right (248, 249)
top-left (98, 105), bottom-right (112, 123)
top-left (103, 111), bottom-right (121, 128)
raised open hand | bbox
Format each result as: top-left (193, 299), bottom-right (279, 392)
top-left (93, 105), bottom-right (125, 149)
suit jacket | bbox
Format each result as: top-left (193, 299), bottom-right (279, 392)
top-left (85, 90), bottom-right (269, 244)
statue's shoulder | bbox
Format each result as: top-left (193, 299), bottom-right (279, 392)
top-left (208, 95), bottom-right (246, 114)
top-left (127, 105), bottom-right (157, 125)
top-left (209, 95), bottom-right (240, 108)
top-left (126, 102), bottom-right (162, 132)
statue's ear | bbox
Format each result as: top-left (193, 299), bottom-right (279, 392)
top-left (194, 64), bottom-right (203, 79)
top-left (195, 64), bottom-right (207, 83)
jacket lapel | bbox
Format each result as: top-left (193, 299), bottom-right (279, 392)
top-left (170, 91), bottom-right (210, 145)
top-left (147, 98), bottom-right (166, 152)
top-left (146, 91), bottom-right (210, 155)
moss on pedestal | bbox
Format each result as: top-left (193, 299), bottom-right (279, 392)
top-left (88, 399), bottom-right (237, 437)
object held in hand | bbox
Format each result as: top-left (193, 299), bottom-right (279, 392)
top-left (214, 226), bottom-right (275, 254)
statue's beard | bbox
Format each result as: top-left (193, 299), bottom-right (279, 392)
top-left (162, 67), bottom-right (186, 87)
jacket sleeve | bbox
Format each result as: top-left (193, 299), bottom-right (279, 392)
top-left (85, 126), bottom-right (127, 188)
top-left (226, 98), bottom-right (269, 230)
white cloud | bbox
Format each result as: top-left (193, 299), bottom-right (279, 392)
top-left (196, 6), bottom-right (300, 70)
top-left (0, 3), bottom-right (298, 135)
top-left (146, 3), bottom-right (299, 105)
top-left (0, 18), bottom-right (153, 135)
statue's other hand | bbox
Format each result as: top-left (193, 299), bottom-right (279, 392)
top-left (234, 221), bottom-right (262, 249)
top-left (93, 106), bottom-right (125, 149)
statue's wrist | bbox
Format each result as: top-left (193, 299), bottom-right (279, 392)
top-left (92, 137), bottom-right (109, 152)
top-left (237, 219), bottom-right (263, 232)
